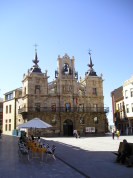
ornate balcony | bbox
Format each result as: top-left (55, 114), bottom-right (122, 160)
top-left (18, 106), bottom-right (109, 114)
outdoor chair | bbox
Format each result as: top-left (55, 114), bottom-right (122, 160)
top-left (18, 141), bottom-right (30, 161)
top-left (46, 145), bottom-right (56, 161)
top-left (27, 141), bottom-right (46, 160)
top-left (42, 143), bottom-right (49, 149)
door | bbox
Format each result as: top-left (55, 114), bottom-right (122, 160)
top-left (63, 119), bottom-right (73, 136)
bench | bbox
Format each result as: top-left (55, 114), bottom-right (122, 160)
top-left (113, 141), bottom-right (133, 165)
top-left (118, 142), bottom-right (133, 154)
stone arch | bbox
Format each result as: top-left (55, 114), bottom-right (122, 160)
top-left (63, 119), bottom-right (73, 136)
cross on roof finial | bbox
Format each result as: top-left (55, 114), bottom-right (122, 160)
top-left (88, 49), bottom-right (92, 56)
top-left (33, 43), bottom-right (38, 52)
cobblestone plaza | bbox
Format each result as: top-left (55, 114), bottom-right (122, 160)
top-left (0, 135), bottom-right (133, 178)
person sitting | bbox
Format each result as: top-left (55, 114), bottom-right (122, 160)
top-left (126, 154), bottom-right (133, 167)
top-left (116, 139), bottom-right (132, 164)
top-left (37, 136), bottom-right (42, 146)
top-left (31, 135), bottom-right (34, 141)
top-left (37, 136), bottom-right (40, 141)
top-left (19, 136), bottom-right (23, 143)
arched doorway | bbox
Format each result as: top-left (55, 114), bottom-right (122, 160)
top-left (63, 119), bottom-right (73, 136)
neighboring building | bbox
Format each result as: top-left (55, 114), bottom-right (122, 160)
top-left (0, 98), bottom-right (3, 130)
top-left (3, 89), bottom-right (22, 135)
top-left (3, 51), bottom-right (109, 136)
top-left (123, 76), bottom-right (133, 134)
top-left (111, 75), bottom-right (133, 135)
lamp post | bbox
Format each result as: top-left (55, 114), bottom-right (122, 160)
top-left (94, 117), bottom-right (98, 133)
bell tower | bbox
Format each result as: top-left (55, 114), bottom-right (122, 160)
top-left (55, 54), bottom-right (78, 107)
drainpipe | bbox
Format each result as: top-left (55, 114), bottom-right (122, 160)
top-left (14, 98), bottom-right (17, 129)
top-left (58, 78), bottom-right (61, 136)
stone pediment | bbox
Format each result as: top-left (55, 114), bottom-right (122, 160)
top-left (63, 53), bottom-right (70, 59)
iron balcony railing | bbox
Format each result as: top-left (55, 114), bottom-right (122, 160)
top-left (18, 106), bottom-right (109, 114)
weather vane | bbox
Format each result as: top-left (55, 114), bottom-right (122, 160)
top-left (88, 49), bottom-right (92, 56)
top-left (33, 43), bottom-right (38, 52)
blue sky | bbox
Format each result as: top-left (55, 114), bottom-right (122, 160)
top-left (0, 0), bottom-right (133, 125)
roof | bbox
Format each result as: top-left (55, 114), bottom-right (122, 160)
top-left (4, 87), bottom-right (22, 95)
top-left (0, 98), bottom-right (3, 102)
top-left (111, 86), bottom-right (123, 101)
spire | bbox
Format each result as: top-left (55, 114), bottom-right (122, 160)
top-left (31, 44), bottom-right (42, 73)
top-left (86, 49), bottom-right (97, 76)
top-left (88, 54), bottom-right (94, 69)
top-left (32, 50), bottom-right (39, 68)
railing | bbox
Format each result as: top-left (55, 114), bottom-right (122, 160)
top-left (18, 107), bottom-right (109, 114)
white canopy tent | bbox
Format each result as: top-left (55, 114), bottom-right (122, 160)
top-left (17, 118), bottom-right (52, 129)
top-left (17, 118), bottom-right (52, 136)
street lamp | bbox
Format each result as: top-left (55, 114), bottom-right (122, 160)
top-left (94, 117), bottom-right (98, 133)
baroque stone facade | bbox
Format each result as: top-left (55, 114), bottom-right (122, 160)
top-left (3, 51), bottom-right (109, 136)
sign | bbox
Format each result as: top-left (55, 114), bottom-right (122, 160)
top-left (86, 127), bottom-right (95, 133)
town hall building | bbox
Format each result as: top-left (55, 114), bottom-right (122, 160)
top-left (3, 50), bottom-right (109, 136)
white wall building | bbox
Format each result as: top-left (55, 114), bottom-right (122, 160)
top-left (123, 75), bottom-right (133, 134)
top-left (111, 75), bottom-right (133, 135)
top-left (3, 88), bottom-right (23, 135)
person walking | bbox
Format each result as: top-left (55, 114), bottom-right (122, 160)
top-left (73, 129), bottom-right (79, 138)
top-left (116, 129), bottom-right (120, 140)
top-left (112, 129), bottom-right (115, 139)
top-left (73, 129), bottom-right (76, 137)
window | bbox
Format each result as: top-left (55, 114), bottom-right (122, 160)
top-left (5, 93), bottom-right (13, 101)
top-left (94, 117), bottom-right (98, 124)
top-left (120, 103), bottom-right (122, 111)
top-left (79, 104), bottom-right (83, 111)
top-left (0, 106), bottom-right (3, 112)
top-left (9, 119), bottom-right (11, 123)
top-left (120, 111), bottom-right (123, 119)
top-left (116, 104), bottom-right (119, 111)
top-left (6, 106), bottom-right (8, 114)
top-left (24, 87), bottom-right (26, 95)
top-left (35, 103), bottom-right (40, 112)
top-left (75, 72), bottom-right (78, 79)
top-left (80, 117), bottom-right (84, 124)
top-left (125, 90), bottom-right (128, 99)
top-left (9, 105), bottom-right (11, 113)
top-left (65, 103), bottom-right (71, 111)
top-left (51, 103), bottom-right (56, 111)
top-left (131, 89), bottom-right (133, 97)
top-left (132, 103), bottom-right (133, 112)
top-left (9, 124), bottom-right (11, 131)
top-left (92, 88), bottom-right (97, 95)
top-left (126, 104), bottom-right (129, 113)
top-left (35, 85), bottom-right (40, 94)
top-left (5, 124), bottom-right (7, 131)
top-left (93, 104), bottom-right (98, 112)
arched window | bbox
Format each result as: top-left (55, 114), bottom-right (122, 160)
top-left (63, 63), bottom-right (69, 74)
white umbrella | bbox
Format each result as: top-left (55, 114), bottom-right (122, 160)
top-left (17, 118), bottom-right (52, 129)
